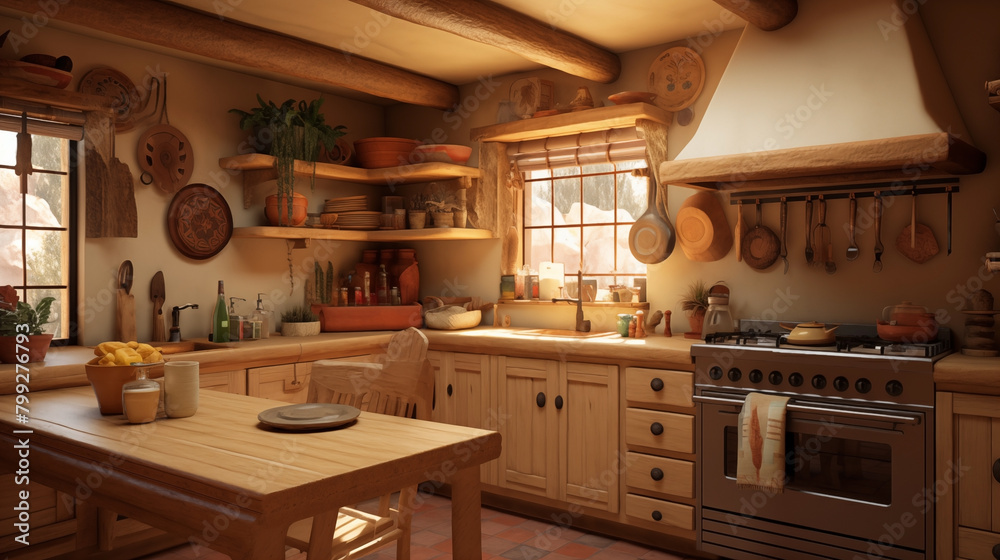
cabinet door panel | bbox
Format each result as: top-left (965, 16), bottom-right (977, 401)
top-left (454, 353), bottom-right (488, 429)
top-left (625, 367), bottom-right (692, 408)
top-left (624, 493), bottom-right (693, 531)
top-left (625, 452), bottom-right (694, 499)
top-left (562, 362), bottom-right (618, 513)
top-left (428, 351), bottom-right (454, 424)
top-left (625, 408), bottom-right (693, 454)
top-left (247, 364), bottom-right (310, 403)
top-left (497, 356), bottom-right (558, 498)
top-left (199, 369), bottom-right (246, 394)
top-left (957, 412), bottom-right (992, 531)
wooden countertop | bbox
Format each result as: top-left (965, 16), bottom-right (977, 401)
top-left (933, 352), bottom-right (1000, 395)
top-left (1, 328), bottom-right (696, 395)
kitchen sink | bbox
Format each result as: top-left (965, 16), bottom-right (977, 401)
top-left (157, 341), bottom-right (230, 354)
top-left (513, 329), bottom-right (620, 339)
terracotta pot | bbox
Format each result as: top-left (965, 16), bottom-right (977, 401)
top-left (684, 308), bottom-right (706, 339)
top-left (353, 137), bottom-right (421, 169)
top-left (0, 333), bottom-right (53, 363)
top-left (431, 212), bottom-right (453, 228)
top-left (265, 193), bottom-right (308, 226)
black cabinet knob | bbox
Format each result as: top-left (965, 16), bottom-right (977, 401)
top-left (651, 510), bottom-right (662, 521)
top-left (650, 378), bottom-right (664, 391)
top-left (555, 395), bottom-right (564, 410)
top-left (650, 467), bottom-right (664, 481)
top-left (446, 384), bottom-right (453, 396)
top-left (992, 543), bottom-right (1000, 559)
top-left (650, 422), bottom-right (664, 436)
top-left (993, 458), bottom-right (1000, 484)
top-left (536, 392), bottom-right (546, 408)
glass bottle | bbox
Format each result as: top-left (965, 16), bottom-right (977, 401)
top-left (212, 280), bottom-right (229, 343)
top-left (363, 271), bottom-right (372, 306)
top-left (122, 363), bottom-right (160, 424)
top-left (376, 264), bottom-right (389, 305)
top-left (252, 293), bottom-right (272, 339)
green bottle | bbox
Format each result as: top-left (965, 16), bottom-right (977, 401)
top-left (212, 280), bottom-right (229, 343)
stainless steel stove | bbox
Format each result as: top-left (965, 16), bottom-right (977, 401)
top-left (691, 320), bottom-right (949, 560)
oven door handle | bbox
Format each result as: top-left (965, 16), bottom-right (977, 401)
top-left (692, 394), bottom-right (922, 425)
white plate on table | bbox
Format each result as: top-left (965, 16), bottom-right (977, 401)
top-left (257, 403), bottom-right (360, 431)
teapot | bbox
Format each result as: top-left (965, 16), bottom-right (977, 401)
top-left (779, 321), bottom-right (839, 346)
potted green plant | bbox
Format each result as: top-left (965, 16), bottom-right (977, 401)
top-left (279, 305), bottom-right (320, 337)
top-left (0, 286), bottom-right (55, 363)
top-left (678, 279), bottom-right (709, 339)
top-left (230, 96), bottom-right (347, 226)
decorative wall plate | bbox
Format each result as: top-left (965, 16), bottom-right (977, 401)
top-left (167, 184), bottom-right (232, 260)
top-left (78, 67), bottom-right (142, 132)
top-left (647, 47), bottom-right (706, 112)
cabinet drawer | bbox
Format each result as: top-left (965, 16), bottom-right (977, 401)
top-left (625, 367), bottom-right (692, 408)
top-left (958, 525), bottom-right (1000, 559)
top-left (625, 452), bottom-right (693, 499)
top-left (247, 364), bottom-right (310, 403)
top-left (624, 493), bottom-right (693, 531)
top-left (625, 408), bottom-right (693, 454)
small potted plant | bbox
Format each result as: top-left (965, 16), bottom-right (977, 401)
top-left (426, 192), bottom-right (460, 228)
top-left (0, 285), bottom-right (55, 363)
top-left (408, 194), bottom-right (430, 229)
top-left (678, 280), bottom-right (709, 339)
top-left (279, 305), bottom-right (320, 337)
top-left (230, 96), bottom-right (347, 226)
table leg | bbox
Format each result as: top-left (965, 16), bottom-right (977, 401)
top-left (450, 465), bottom-right (483, 557)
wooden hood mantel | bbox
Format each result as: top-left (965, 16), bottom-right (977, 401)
top-left (658, 132), bottom-right (987, 192)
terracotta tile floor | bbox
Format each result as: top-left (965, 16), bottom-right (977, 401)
top-left (140, 493), bottom-right (694, 560)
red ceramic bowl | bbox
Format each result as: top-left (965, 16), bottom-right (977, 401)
top-left (353, 137), bottom-right (421, 169)
top-left (411, 144), bottom-right (472, 165)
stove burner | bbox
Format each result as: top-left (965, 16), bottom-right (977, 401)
top-left (700, 323), bottom-right (951, 358)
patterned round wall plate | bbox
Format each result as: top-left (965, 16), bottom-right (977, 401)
top-left (167, 183), bottom-right (233, 260)
top-left (647, 47), bottom-right (706, 112)
top-left (78, 67), bottom-right (143, 132)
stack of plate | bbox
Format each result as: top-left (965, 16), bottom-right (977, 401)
top-left (324, 196), bottom-right (379, 230)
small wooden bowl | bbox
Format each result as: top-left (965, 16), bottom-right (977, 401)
top-left (320, 212), bottom-right (339, 227)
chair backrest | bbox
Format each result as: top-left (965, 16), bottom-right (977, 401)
top-left (308, 327), bottom-right (433, 421)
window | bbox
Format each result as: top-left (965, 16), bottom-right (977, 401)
top-left (522, 160), bottom-right (648, 296)
top-left (0, 126), bottom-right (76, 343)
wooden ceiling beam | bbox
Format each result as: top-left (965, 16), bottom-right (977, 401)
top-left (349, 0), bottom-right (622, 84)
top-left (712, 0), bottom-right (798, 31)
top-left (0, 0), bottom-right (459, 110)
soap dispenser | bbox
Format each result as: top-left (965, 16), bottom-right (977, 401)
top-left (253, 293), bottom-right (272, 339)
top-left (228, 297), bottom-right (246, 341)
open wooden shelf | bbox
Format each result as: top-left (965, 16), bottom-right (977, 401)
top-left (469, 102), bottom-right (672, 143)
top-left (219, 153), bottom-right (480, 208)
top-left (232, 226), bottom-right (493, 247)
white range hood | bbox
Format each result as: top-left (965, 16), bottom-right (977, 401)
top-left (659, 0), bottom-right (986, 191)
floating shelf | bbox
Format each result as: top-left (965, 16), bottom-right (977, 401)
top-left (232, 226), bottom-right (493, 248)
top-left (470, 102), bottom-right (672, 143)
top-left (219, 153), bottom-right (480, 208)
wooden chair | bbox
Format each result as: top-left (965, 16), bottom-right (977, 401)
top-left (285, 327), bottom-right (434, 560)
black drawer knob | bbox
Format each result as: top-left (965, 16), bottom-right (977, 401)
top-left (650, 467), bottom-right (664, 481)
top-left (536, 392), bottom-right (546, 408)
top-left (993, 458), bottom-right (1000, 484)
top-left (555, 395), bottom-right (564, 410)
top-left (993, 543), bottom-right (1000, 559)
top-left (650, 422), bottom-right (664, 436)
top-left (651, 510), bottom-right (662, 522)
top-left (446, 384), bottom-right (453, 396)
top-left (650, 378), bottom-right (664, 392)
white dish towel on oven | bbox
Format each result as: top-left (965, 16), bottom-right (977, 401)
top-left (736, 392), bottom-right (791, 493)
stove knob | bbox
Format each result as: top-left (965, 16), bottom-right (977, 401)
top-left (856, 378), bottom-right (872, 394)
top-left (788, 372), bottom-right (803, 387)
top-left (886, 380), bottom-right (904, 397)
top-left (768, 371), bottom-right (783, 386)
top-left (709, 366), bottom-right (724, 380)
top-left (749, 369), bottom-right (763, 384)
top-left (833, 376), bottom-right (849, 392)
top-left (728, 368), bottom-right (742, 382)
top-left (811, 375), bottom-right (827, 390)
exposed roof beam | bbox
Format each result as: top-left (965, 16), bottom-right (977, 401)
top-left (712, 0), bottom-right (798, 31)
top-left (0, 0), bottom-right (459, 110)
top-left (349, 0), bottom-right (621, 84)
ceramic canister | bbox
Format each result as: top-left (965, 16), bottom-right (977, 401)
top-left (163, 361), bottom-right (199, 418)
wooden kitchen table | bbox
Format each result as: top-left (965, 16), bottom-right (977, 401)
top-left (0, 386), bottom-right (501, 559)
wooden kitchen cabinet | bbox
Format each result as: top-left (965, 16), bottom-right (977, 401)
top-left (937, 391), bottom-right (1000, 559)
top-left (247, 363), bottom-right (311, 403)
top-left (495, 356), bottom-right (619, 513)
top-left (0, 477), bottom-right (77, 558)
top-left (199, 368), bottom-right (247, 394)
top-left (622, 366), bottom-right (696, 536)
top-left (428, 351), bottom-right (496, 484)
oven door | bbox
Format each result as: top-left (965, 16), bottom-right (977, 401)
top-left (696, 390), bottom-right (930, 560)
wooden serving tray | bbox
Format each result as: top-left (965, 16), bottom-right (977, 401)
top-left (311, 304), bottom-right (423, 332)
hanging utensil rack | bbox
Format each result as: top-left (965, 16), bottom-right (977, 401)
top-left (727, 177), bottom-right (959, 205)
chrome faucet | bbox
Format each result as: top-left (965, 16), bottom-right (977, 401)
top-left (169, 303), bottom-right (199, 342)
top-left (551, 270), bottom-right (591, 332)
